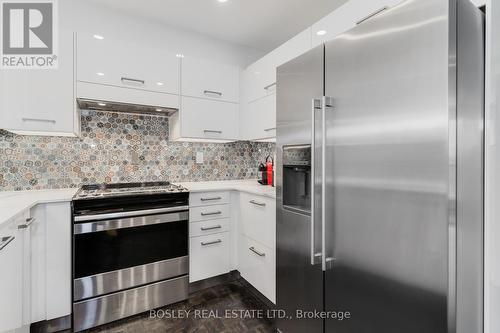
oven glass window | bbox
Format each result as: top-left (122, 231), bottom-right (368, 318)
top-left (74, 220), bottom-right (188, 279)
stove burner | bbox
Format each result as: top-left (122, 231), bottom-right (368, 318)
top-left (74, 181), bottom-right (188, 200)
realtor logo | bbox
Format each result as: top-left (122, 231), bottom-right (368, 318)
top-left (1, 0), bottom-right (58, 69)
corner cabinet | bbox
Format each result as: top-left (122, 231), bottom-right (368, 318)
top-left (0, 30), bottom-right (78, 137)
top-left (239, 28), bottom-right (312, 142)
top-left (169, 56), bottom-right (240, 142)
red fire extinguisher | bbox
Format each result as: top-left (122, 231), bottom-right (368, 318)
top-left (266, 155), bottom-right (274, 186)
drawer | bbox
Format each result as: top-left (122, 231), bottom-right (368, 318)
top-left (189, 218), bottom-right (230, 237)
top-left (189, 232), bottom-right (230, 282)
top-left (239, 193), bottom-right (275, 248)
top-left (190, 204), bottom-right (230, 222)
top-left (189, 192), bottom-right (230, 207)
top-left (238, 236), bottom-right (275, 303)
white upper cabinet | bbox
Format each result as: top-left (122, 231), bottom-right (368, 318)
top-left (311, 0), bottom-right (406, 47)
top-left (0, 30), bottom-right (78, 136)
top-left (76, 34), bottom-right (180, 108)
top-left (181, 56), bottom-right (239, 103)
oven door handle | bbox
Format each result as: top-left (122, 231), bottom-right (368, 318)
top-left (74, 210), bottom-right (189, 234)
top-left (74, 206), bottom-right (189, 222)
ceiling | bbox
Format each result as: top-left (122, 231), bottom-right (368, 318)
top-left (86, 0), bottom-right (348, 52)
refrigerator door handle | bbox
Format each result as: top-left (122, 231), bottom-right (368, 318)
top-left (311, 98), bottom-right (322, 265)
top-left (321, 96), bottom-right (333, 271)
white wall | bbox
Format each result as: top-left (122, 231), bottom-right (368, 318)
top-left (59, 0), bottom-right (263, 67)
top-left (484, 1), bottom-right (500, 333)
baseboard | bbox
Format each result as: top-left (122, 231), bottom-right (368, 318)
top-left (30, 315), bottom-right (71, 333)
top-left (189, 270), bottom-right (240, 294)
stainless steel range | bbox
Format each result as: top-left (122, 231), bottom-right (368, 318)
top-left (71, 182), bottom-right (190, 332)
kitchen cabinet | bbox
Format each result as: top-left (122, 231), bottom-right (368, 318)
top-left (170, 96), bottom-right (239, 142)
top-left (188, 191), bottom-right (233, 282)
top-left (181, 56), bottom-right (239, 103)
top-left (240, 29), bottom-right (310, 141)
top-left (0, 30), bottom-right (78, 137)
top-left (239, 193), bottom-right (276, 250)
top-left (30, 202), bottom-right (72, 323)
top-left (311, 0), bottom-right (406, 48)
top-left (0, 212), bottom-right (28, 332)
top-left (76, 33), bottom-right (180, 109)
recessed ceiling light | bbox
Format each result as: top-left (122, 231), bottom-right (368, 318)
top-left (156, 82), bottom-right (164, 86)
top-left (93, 34), bottom-right (104, 40)
top-left (176, 54), bottom-right (184, 58)
top-left (218, 0), bottom-right (229, 3)
top-left (156, 108), bottom-right (163, 112)
top-left (316, 30), bottom-right (327, 36)
top-left (96, 72), bottom-right (104, 76)
top-left (98, 102), bottom-right (106, 106)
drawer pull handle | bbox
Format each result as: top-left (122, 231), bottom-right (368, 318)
top-left (201, 211), bottom-right (222, 216)
top-left (249, 246), bottom-right (266, 257)
top-left (0, 236), bottom-right (15, 252)
top-left (204, 130), bottom-right (223, 134)
top-left (121, 77), bottom-right (145, 85)
top-left (203, 90), bottom-right (223, 97)
top-left (249, 200), bottom-right (266, 207)
top-left (201, 239), bottom-right (222, 246)
top-left (201, 225), bottom-right (222, 231)
top-left (18, 217), bottom-right (36, 229)
top-left (264, 82), bottom-right (276, 91)
top-left (200, 196), bottom-right (222, 201)
top-left (22, 118), bottom-right (56, 124)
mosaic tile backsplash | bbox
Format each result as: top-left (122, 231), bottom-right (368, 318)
top-left (0, 110), bottom-right (275, 191)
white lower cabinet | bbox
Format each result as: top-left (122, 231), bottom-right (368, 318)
top-left (189, 232), bottom-right (230, 282)
top-left (239, 193), bottom-right (276, 249)
top-left (0, 215), bottom-right (24, 333)
top-left (238, 235), bottom-right (275, 303)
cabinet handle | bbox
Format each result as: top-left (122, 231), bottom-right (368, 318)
top-left (201, 225), bottom-right (222, 231)
top-left (18, 217), bottom-right (36, 229)
top-left (249, 246), bottom-right (266, 257)
top-left (201, 239), bottom-right (222, 246)
top-left (264, 82), bottom-right (276, 91)
top-left (200, 196), bottom-right (222, 201)
top-left (203, 90), bottom-right (223, 97)
top-left (22, 118), bottom-right (56, 124)
top-left (0, 236), bottom-right (15, 252)
top-left (264, 127), bottom-right (276, 132)
top-left (121, 77), bottom-right (145, 85)
top-left (249, 200), bottom-right (266, 207)
top-left (356, 7), bottom-right (388, 25)
top-left (201, 211), bottom-right (222, 216)
top-left (204, 130), bottom-right (223, 134)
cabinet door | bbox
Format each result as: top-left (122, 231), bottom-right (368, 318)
top-left (181, 57), bottom-right (239, 103)
top-left (238, 235), bottom-right (275, 303)
top-left (45, 203), bottom-right (71, 320)
top-left (245, 58), bottom-right (276, 103)
top-left (239, 193), bottom-right (276, 249)
top-left (0, 30), bottom-right (76, 135)
top-left (179, 96), bottom-right (239, 141)
top-left (244, 93), bottom-right (276, 140)
top-left (77, 34), bottom-right (179, 95)
top-left (0, 219), bottom-right (23, 332)
top-left (189, 232), bottom-right (230, 282)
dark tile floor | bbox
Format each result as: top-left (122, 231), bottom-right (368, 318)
top-left (85, 280), bottom-right (276, 333)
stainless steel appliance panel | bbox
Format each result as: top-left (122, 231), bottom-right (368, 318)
top-left (324, 0), bottom-right (451, 331)
top-left (73, 276), bottom-right (189, 332)
top-left (74, 256), bottom-right (189, 301)
top-left (276, 45), bottom-right (324, 333)
top-left (456, 0), bottom-right (485, 331)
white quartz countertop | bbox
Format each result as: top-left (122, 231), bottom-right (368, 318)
top-left (0, 180), bottom-right (275, 227)
top-left (179, 180), bottom-right (276, 199)
top-left (0, 188), bottom-right (77, 227)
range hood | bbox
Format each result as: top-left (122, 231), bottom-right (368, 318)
top-left (76, 98), bottom-right (178, 117)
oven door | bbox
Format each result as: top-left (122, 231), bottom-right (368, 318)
top-left (73, 209), bottom-right (188, 301)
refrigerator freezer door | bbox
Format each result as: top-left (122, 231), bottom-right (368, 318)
top-left (276, 46), bottom-right (324, 333)
top-left (324, 0), bottom-right (452, 332)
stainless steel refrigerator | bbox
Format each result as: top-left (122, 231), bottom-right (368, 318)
top-left (276, 0), bottom-right (484, 332)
